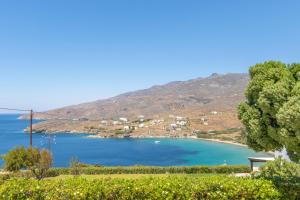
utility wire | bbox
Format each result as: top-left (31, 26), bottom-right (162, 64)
top-left (0, 107), bottom-right (32, 112)
top-left (1, 107), bottom-right (108, 122)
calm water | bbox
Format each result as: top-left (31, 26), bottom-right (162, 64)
top-left (0, 114), bottom-right (269, 167)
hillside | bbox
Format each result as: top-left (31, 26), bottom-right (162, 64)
top-left (34, 73), bottom-right (248, 119)
top-left (29, 73), bottom-right (249, 142)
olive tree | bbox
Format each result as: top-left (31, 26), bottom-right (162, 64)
top-left (1, 146), bottom-right (28, 172)
top-left (1, 147), bottom-right (53, 180)
top-left (238, 61), bottom-right (300, 162)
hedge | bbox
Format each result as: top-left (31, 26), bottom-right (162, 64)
top-left (0, 176), bottom-right (280, 200)
top-left (44, 165), bottom-right (250, 177)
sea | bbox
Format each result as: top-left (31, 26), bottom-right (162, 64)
top-left (0, 114), bottom-right (270, 167)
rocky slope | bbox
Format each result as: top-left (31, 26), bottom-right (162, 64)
top-left (33, 73), bottom-right (248, 120)
top-left (29, 73), bottom-right (249, 141)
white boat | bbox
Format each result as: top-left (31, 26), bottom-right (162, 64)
top-left (154, 141), bottom-right (160, 144)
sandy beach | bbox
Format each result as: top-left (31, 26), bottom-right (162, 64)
top-left (87, 134), bottom-right (248, 147)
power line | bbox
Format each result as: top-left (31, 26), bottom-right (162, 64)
top-left (1, 106), bottom-right (108, 124)
top-left (0, 107), bottom-right (101, 122)
top-left (0, 107), bottom-right (31, 112)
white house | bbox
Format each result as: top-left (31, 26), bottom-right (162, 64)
top-left (177, 121), bottom-right (187, 126)
top-left (176, 116), bottom-right (185, 121)
top-left (201, 117), bottom-right (208, 122)
top-left (152, 119), bottom-right (164, 125)
top-left (119, 118), bottom-right (128, 123)
top-left (124, 126), bottom-right (130, 131)
top-left (137, 115), bottom-right (145, 122)
top-left (100, 120), bottom-right (108, 125)
top-left (175, 116), bottom-right (188, 127)
top-left (113, 121), bottom-right (121, 125)
top-left (211, 111), bottom-right (218, 115)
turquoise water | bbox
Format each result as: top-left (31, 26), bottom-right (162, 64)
top-left (0, 114), bottom-right (269, 167)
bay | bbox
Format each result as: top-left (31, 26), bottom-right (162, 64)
top-left (0, 114), bottom-right (269, 167)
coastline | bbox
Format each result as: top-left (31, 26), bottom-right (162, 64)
top-left (30, 126), bottom-right (274, 155)
top-left (87, 134), bottom-right (248, 147)
top-left (194, 138), bottom-right (248, 147)
top-left (31, 128), bottom-right (273, 155)
top-left (87, 134), bottom-right (275, 156)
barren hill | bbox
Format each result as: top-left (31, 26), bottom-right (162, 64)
top-left (35, 73), bottom-right (249, 120)
top-left (30, 73), bottom-right (249, 143)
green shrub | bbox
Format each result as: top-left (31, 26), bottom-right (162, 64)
top-left (44, 168), bottom-right (64, 178)
top-left (0, 176), bottom-right (280, 200)
top-left (43, 165), bottom-right (250, 177)
top-left (255, 158), bottom-right (300, 178)
top-left (195, 128), bottom-right (241, 136)
top-left (69, 157), bottom-right (81, 176)
top-left (255, 158), bottom-right (300, 200)
top-left (0, 174), bottom-right (11, 185)
top-left (115, 129), bottom-right (132, 135)
top-left (268, 176), bottom-right (300, 200)
top-left (26, 148), bottom-right (53, 180)
top-left (1, 147), bottom-right (53, 180)
top-left (1, 147), bottom-right (28, 172)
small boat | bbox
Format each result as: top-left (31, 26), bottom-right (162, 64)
top-left (154, 141), bottom-right (160, 144)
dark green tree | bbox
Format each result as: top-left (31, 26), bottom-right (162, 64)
top-left (238, 61), bottom-right (300, 162)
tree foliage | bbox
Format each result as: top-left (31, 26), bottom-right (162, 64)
top-left (255, 158), bottom-right (300, 200)
top-left (238, 61), bottom-right (300, 162)
top-left (1, 147), bottom-right (52, 180)
top-left (26, 148), bottom-right (53, 180)
top-left (1, 147), bottom-right (28, 172)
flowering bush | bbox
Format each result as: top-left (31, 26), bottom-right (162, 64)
top-left (0, 176), bottom-right (280, 200)
top-left (44, 165), bottom-right (250, 177)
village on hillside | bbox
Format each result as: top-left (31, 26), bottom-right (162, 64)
top-left (30, 108), bottom-right (245, 144)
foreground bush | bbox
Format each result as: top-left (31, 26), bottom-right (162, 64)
top-left (255, 158), bottom-right (300, 178)
top-left (0, 174), bottom-right (10, 185)
top-left (1, 147), bottom-right (52, 180)
top-left (44, 165), bottom-right (250, 177)
top-left (255, 158), bottom-right (300, 200)
top-left (0, 176), bottom-right (280, 200)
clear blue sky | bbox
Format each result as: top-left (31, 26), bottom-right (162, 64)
top-left (0, 0), bottom-right (299, 112)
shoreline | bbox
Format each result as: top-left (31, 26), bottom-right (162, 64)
top-left (36, 130), bottom-right (248, 148)
top-left (87, 134), bottom-right (274, 155)
top-left (32, 130), bottom-right (274, 155)
top-left (194, 137), bottom-right (248, 147)
top-left (87, 134), bottom-right (248, 147)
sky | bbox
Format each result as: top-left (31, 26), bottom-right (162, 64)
top-left (0, 0), bottom-right (299, 112)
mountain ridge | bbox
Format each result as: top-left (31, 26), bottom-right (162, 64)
top-left (28, 72), bottom-right (249, 143)
top-left (34, 73), bottom-right (249, 120)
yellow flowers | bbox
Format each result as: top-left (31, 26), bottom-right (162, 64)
top-left (0, 176), bottom-right (281, 200)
